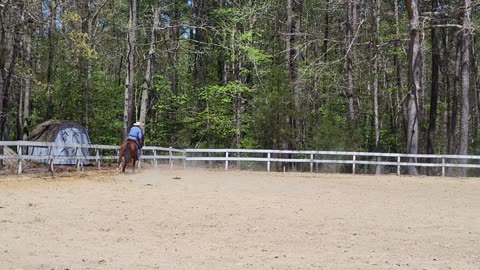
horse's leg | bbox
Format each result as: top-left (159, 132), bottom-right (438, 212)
top-left (132, 159), bottom-right (136, 173)
top-left (117, 148), bottom-right (124, 171)
top-left (118, 158), bottom-right (125, 172)
top-left (122, 158), bottom-right (127, 173)
top-left (122, 148), bottom-right (131, 173)
top-left (122, 156), bottom-right (127, 173)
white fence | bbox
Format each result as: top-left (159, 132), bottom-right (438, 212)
top-left (1, 141), bottom-right (480, 176)
top-left (0, 141), bottom-right (185, 174)
top-left (185, 149), bottom-right (480, 176)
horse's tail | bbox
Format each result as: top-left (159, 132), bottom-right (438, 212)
top-left (123, 145), bottom-right (131, 161)
top-left (118, 142), bottom-right (131, 170)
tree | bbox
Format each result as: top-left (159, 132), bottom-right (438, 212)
top-left (458, 0), bottom-right (472, 176)
top-left (44, 0), bottom-right (57, 120)
top-left (426, 0), bottom-right (440, 175)
top-left (123, 0), bottom-right (137, 138)
top-left (372, 0), bottom-right (381, 174)
top-left (192, 0), bottom-right (207, 98)
top-left (19, 9), bottom-right (31, 141)
top-left (80, 0), bottom-right (108, 130)
top-left (346, 0), bottom-right (357, 124)
top-left (139, 4), bottom-right (160, 127)
top-left (285, 0), bottom-right (304, 149)
top-left (0, 0), bottom-right (23, 140)
top-left (405, 0), bottom-right (422, 175)
top-left (0, 0), bottom-right (478, 176)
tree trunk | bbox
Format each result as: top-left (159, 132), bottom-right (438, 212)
top-left (283, 0), bottom-right (293, 152)
top-left (346, 0), bottom-right (357, 124)
top-left (322, 0), bottom-right (330, 61)
top-left (441, 26), bottom-right (452, 154)
top-left (123, 0), bottom-right (137, 139)
top-left (81, 0), bottom-right (94, 130)
top-left (448, 33), bottom-right (462, 159)
top-left (285, 0), bottom-right (303, 149)
top-left (427, 0), bottom-right (440, 175)
top-left (373, 0), bottom-right (381, 174)
top-left (85, 53), bottom-right (92, 130)
top-left (167, 3), bottom-right (181, 146)
top-left (405, 0), bottom-right (421, 175)
top-left (22, 34), bottom-right (31, 141)
top-left (234, 91), bottom-right (241, 149)
top-left (0, 18), bottom-right (20, 141)
top-left (17, 3), bottom-right (28, 141)
top-left (394, 0), bottom-right (406, 140)
top-left (45, 0), bottom-right (56, 120)
top-left (293, 0), bottom-right (303, 148)
top-left (0, 0), bottom-right (23, 142)
top-left (17, 77), bottom-right (23, 140)
top-left (458, 0), bottom-right (472, 176)
top-left (139, 6), bottom-right (160, 127)
top-left (473, 35), bottom-right (479, 150)
top-left (192, 0), bottom-right (206, 95)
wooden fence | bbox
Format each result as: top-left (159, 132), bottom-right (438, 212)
top-left (1, 141), bottom-right (480, 176)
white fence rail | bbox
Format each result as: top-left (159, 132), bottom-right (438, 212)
top-left (185, 149), bottom-right (480, 176)
top-left (1, 141), bottom-right (480, 176)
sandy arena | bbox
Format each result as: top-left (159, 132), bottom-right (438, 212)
top-left (0, 169), bottom-right (479, 270)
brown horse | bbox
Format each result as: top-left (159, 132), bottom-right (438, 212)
top-left (117, 138), bottom-right (143, 173)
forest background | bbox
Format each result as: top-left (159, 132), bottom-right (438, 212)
top-left (0, 0), bottom-right (479, 175)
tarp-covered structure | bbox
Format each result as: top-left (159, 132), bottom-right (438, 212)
top-left (28, 120), bottom-right (91, 165)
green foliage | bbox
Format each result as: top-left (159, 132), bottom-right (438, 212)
top-left (193, 82), bottom-right (253, 148)
top-left (251, 65), bottom-right (292, 148)
top-left (308, 95), bottom-right (363, 151)
top-left (88, 69), bottom-right (124, 145)
top-left (8, 0), bottom-right (479, 160)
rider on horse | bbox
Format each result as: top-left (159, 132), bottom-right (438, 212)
top-left (127, 121), bottom-right (144, 157)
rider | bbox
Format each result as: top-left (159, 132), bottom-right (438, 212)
top-left (127, 121), bottom-right (144, 157)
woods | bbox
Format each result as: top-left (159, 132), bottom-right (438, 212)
top-left (0, 0), bottom-right (479, 174)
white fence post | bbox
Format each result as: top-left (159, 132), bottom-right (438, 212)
top-left (17, 144), bottom-right (22, 174)
top-left (352, 155), bottom-right (356, 175)
top-left (76, 147), bottom-right (81, 171)
top-left (310, 153), bottom-right (314, 172)
top-left (183, 150), bottom-right (187, 169)
top-left (169, 146), bottom-right (173, 169)
top-left (442, 157), bottom-right (445, 177)
top-left (139, 148), bottom-right (143, 169)
top-left (225, 151), bottom-right (229, 170)
top-left (267, 152), bottom-right (271, 172)
top-left (48, 145), bottom-right (54, 173)
top-left (96, 148), bottom-right (100, 169)
top-left (397, 155), bottom-right (401, 176)
top-left (154, 149), bottom-right (158, 168)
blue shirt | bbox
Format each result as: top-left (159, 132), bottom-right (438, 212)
top-left (128, 126), bottom-right (143, 141)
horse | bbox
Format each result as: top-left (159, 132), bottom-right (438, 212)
top-left (117, 137), bottom-right (144, 173)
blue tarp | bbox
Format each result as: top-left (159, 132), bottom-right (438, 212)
top-left (28, 120), bottom-right (91, 165)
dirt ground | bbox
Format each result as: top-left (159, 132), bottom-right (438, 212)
top-left (0, 169), bottom-right (479, 270)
